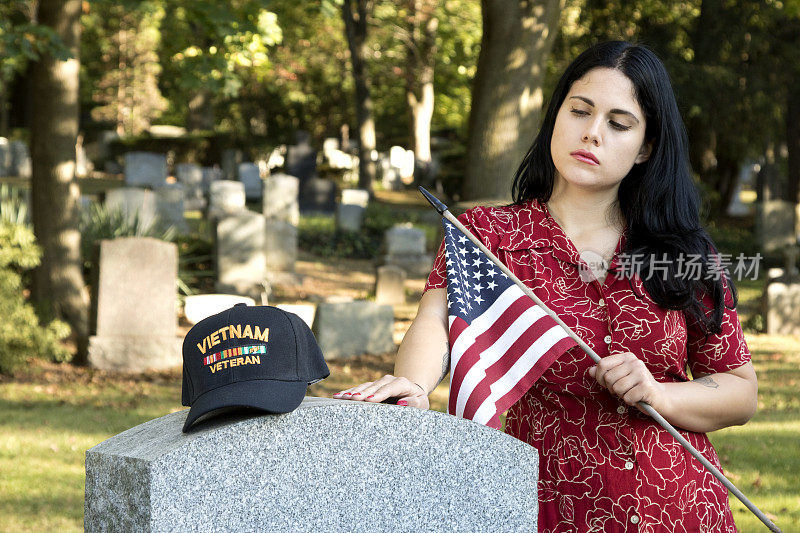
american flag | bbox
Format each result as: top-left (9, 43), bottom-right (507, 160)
top-left (443, 219), bottom-right (577, 429)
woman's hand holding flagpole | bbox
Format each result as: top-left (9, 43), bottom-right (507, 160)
top-left (418, 186), bottom-right (781, 533)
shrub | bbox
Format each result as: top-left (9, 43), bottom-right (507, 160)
top-left (0, 220), bottom-right (70, 374)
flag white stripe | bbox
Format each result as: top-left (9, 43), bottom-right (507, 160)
top-left (453, 302), bottom-right (549, 417)
top-left (470, 324), bottom-right (572, 425)
top-left (449, 285), bottom-right (525, 371)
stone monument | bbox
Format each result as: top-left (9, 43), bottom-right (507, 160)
top-left (215, 211), bottom-right (267, 299)
top-left (124, 152), bottom-right (168, 188)
top-left (382, 224), bottom-right (433, 277)
top-left (88, 238), bottom-right (181, 371)
top-left (312, 300), bottom-right (395, 359)
top-left (85, 398), bottom-right (539, 532)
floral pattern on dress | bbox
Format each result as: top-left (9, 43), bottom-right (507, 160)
top-left (425, 199), bottom-right (750, 532)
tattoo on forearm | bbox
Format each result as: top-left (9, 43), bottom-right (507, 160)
top-left (694, 376), bottom-right (719, 389)
top-left (436, 346), bottom-right (450, 386)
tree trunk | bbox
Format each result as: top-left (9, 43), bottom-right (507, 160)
top-left (463, 0), bottom-right (564, 201)
top-left (405, 0), bottom-right (438, 188)
top-left (786, 88), bottom-right (800, 204)
top-left (342, 0), bottom-right (376, 192)
top-left (30, 0), bottom-right (89, 364)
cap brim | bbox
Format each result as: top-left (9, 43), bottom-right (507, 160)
top-left (182, 379), bottom-right (307, 432)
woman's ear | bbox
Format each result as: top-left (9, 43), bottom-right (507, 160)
top-left (635, 140), bottom-right (653, 164)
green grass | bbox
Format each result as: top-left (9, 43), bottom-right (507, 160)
top-left (709, 334), bottom-right (800, 531)
top-left (2, 333), bottom-right (799, 532)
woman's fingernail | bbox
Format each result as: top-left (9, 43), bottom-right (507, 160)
top-left (366, 395), bottom-right (374, 399)
top-left (397, 400), bottom-right (408, 406)
top-left (352, 393), bottom-right (360, 397)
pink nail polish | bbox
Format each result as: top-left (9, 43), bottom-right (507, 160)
top-left (397, 400), bottom-right (408, 406)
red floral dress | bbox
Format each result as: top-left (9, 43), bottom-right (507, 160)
top-left (425, 199), bottom-right (750, 532)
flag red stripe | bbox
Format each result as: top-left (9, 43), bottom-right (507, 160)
top-left (448, 295), bottom-right (533, 416)
top-left (461, 313), bottom-right (564, 421)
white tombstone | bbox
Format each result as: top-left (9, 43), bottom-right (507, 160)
top-left (155, 184), bottom-right (187, 232)
top-left (216, 211), bottom-right (267, 299)
top-left (183, 294), bottom-right (256, 325)
top-left (208, 181), bottom-right (246, 219)
top-left (341, 188), bottom-right (370, 208)
top-left (263, 173), bottom-right (300, 225)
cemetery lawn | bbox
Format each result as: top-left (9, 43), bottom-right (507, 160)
top-left (2, 335), bottom-right (798, 532)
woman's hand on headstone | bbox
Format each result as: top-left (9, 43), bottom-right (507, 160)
top-left (333, 375), bottom-right (430, 410)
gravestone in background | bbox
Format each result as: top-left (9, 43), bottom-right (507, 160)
top-left (265, 220), bottom-right (297, 275)
top-left (201, 166), bottom-right (222, 193)
top-left (216, 211), bottom-right (267, 299)
top-left (155, 184), bottom-right (188, 232)
top-left (208, 181), bottom-right (246, 219)
top-left (221, 148), bottom-right (244, 181)
top-left (238, 162), bottom-right (262, 201)
top-left (9, 140), bottom-right (31, 178)
top-left (85, 398), bottom-right (540, 532)
top-left (175, 163), bottom-right (205, 210)
top-left (313, 301), bottom-right (395, 359)
top-left (88, 238), bottom-right (181, 371)
top-left (375, 265), bottom-right (406, 306)
top-left (335, 204), bottom-right (364, 232)
top-left (336, 188), bottom-right (370, 232)
top-left (285, 130), bottom-right (317, 182)
top-left (382, 223), bottom-right (433, 277)
top-left (274, 303), bottom-right (316, 328)
top-left (300, 177), bottom-right (337, 213)
top-left (183, 294), bottom-right (256, 325)
top-left (0, 138), bottom-right (10, 177)
top-left (757, 200), bottom-right (797, 253)
top-left (766, 281), bottom-right (800, 336)
top-left (124, 152), bottom-right (167, 188)
top-left (263, 173), bottom-right (300, 225)
top-left (105, 188), bottom-right (159, 229)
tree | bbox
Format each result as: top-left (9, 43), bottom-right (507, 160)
top-left (463, 0), bottom-right (564, 200)
top-left (401, 0), bottom-right (438, 187)
top-left (342, 0), bottom-right (377, 192)
top-left (29, 0), bottom-right (89, 362)
top-left (0, 1), bottom-right (66, 136)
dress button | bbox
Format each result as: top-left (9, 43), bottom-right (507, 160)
top-left (624, 461), bottom-right (635, 470)
top-left (598, 298), bottom-right (606, 307)
top-left (630, 515), bottom-right (640, 525)
top-left (617, 405), bottom-right (626, 414)
top-left (604, 335), bottom-right (612, 344)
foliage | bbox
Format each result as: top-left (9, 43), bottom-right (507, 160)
top-left (0, 1), bottom-right (70, 95)
top-left (79, 201), bottom-right (176, 274)
top-left (83, 0), bottom-right (168, 135)
top-left (0, 219), bottom-right (70, 374)
top-left (0, 183), bottom-right (28, 225)
top-left (298, 202), bottom-right (438, 259)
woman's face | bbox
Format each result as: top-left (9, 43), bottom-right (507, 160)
top-left (550, 67), bottom-right (652, 194)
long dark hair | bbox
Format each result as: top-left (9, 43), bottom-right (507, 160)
top-left (511, 41), bottom-right (733, 334)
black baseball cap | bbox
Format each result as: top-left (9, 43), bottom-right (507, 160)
top-left (181, 304), bottom-right (329, 432)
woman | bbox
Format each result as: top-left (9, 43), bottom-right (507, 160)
top-left (334, 41), bottom-right (757, 532)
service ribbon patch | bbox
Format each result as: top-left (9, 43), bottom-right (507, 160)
top-left (203, 345), bottom-right (266, 365)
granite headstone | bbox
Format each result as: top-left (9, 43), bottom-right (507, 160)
top-left (88, 238), bottom-right (181, 371)
top-left (124, 152), bottom-right (168, 188)
top-left (85, 398), bottom-right (539, 532)
top-left (215, 211), bottom-right (267, 299)
top-left (262, 173), bottom-right (300, 225)
top-left (312, 301), bottom-right (395, 359)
